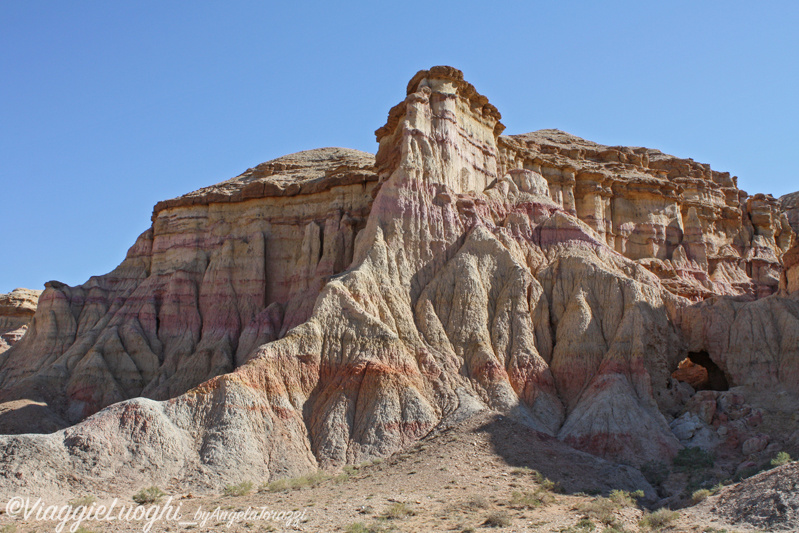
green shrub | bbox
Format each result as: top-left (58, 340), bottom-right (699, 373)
top-left (673, 447), bottom-right (714, 472)
top-left (639, 508), bottom-right (679, 531)
top-left (132, 486), bottom-right (166, 505)
top-left (770, 451), bottom-right (792, 467)
top-left (608, 489), bottom-right (643, 507)
top-left (223, 480), bottom-right (254, 497)
top-left (691, 489), bottom-right (711, 503)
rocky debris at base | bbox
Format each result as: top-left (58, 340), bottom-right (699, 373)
top-left (697, 462), bottom-right (799, 531)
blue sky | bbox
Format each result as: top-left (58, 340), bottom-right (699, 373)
top-left (1, 1), bottom-right (797, 293)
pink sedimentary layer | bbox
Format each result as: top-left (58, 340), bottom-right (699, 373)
top-left (0, 149), bottom-right (378, 423)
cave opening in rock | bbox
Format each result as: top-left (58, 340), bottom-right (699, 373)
top-left (671, 351), bottom-right (730, 391)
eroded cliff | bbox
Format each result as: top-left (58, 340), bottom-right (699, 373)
top-left (0, 67), bottom-right (796, 500)
top-left (0, 288), bottom-right (40, 354)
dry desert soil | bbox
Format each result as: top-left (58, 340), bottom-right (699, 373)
top-left (0, 411), bottom-right (785, 533)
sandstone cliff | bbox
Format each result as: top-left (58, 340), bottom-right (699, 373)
top-left (0, 67), bottom-right (796, 500)
top-left (0, 148), bottom-right (377, 427)
top-left (499, 132), bottom-right (793, 300)
top-left (781, 191), bottom-right (799, 233)
top-left (0, 288), bottom-right (40, 354)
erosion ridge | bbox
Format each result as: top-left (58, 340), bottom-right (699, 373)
top-left (0, 67), bottom-right (797, 525)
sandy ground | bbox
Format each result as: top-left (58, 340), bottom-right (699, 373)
top-left (0, 412), bottom-right (778, 533)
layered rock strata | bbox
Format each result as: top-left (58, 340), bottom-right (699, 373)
top-left (0, 148), bottom-right (377, 426)
top-left (0, 288), bottom-right (40, 354)
top-left (0, 67), bottom-right (796, 499)
top-left (499, 132), bottom-right (794, 300)
top-left (781, 191), bottom-right (799, 233)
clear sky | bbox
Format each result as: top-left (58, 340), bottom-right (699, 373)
top-left (1, 1), bottom-right (797, 293)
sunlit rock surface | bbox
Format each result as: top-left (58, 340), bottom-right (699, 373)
top-left (0, 67), bottom-right (796, 500)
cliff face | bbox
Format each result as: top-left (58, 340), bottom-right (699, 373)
top-left (0, 148), bottom-right (377, 425)
top-left (0, 288), bottom-right (40, 354)
top-left (0, 67), bottom-right (796, 499)
top-left (499, 132), bottom-right (793, 300)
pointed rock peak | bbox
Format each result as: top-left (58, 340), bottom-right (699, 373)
top-left (375, 66), bottom-right (504, 144)
top-left (374, 67), bottom-right (505, 195)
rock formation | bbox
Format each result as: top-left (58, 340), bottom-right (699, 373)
top-left (781, 190), bottom-right (799, 233)
top-left (499, 132), bottom-right (794, 300)
top-left (0, 67), bottom-right (796, 500)
top-left (0, 288), bottom-right (40, 354)
top-left (0, 149), bottom-right (377, 428)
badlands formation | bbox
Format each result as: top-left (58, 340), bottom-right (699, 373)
top-left (0, 67), bottom-right (798, 520)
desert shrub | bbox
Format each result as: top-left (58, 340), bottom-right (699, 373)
top-left (296, 470), bottom-right (328, 488)
top-left (465, 495), bottom-right (489, 509)
top-left (509, 467), bottom-right (560, 491)
top-left (639, 508), bottom-right (679, 531)
top-left (483, 511), bottom-right (511, 527)
top-left (673, 447), bottom-right (714, 472)
top-left (640, 460), bottom-right (670, 486)
top-left (260, 470), bottom-right (334, 493)
top-left (608, 489), bottom-right (643, 507)
top-left (532, 470), bottom-right (560, 492)
top-left (223, 480), bottom-right (254, 497)
top-left (132, 486), bottom-right (165, 505)
top-left (559, 518), bottom-right (596, 532)
top-left (69, 495), bottom-right (97, 508)
top-left (383, 502), bottom-right (414, 520)
top-left (510, 488), bottom-right (554, 509)
top-left (576, 497), bottom-right (621, 527)
top-left (261, 477), bottom-right (289, 492)
top-left (770, 451), bottom-right (792, 467)
top-left (691, 489), bottom-right (712, 503)
top-left (345, 523), bottom-right (394, 533)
